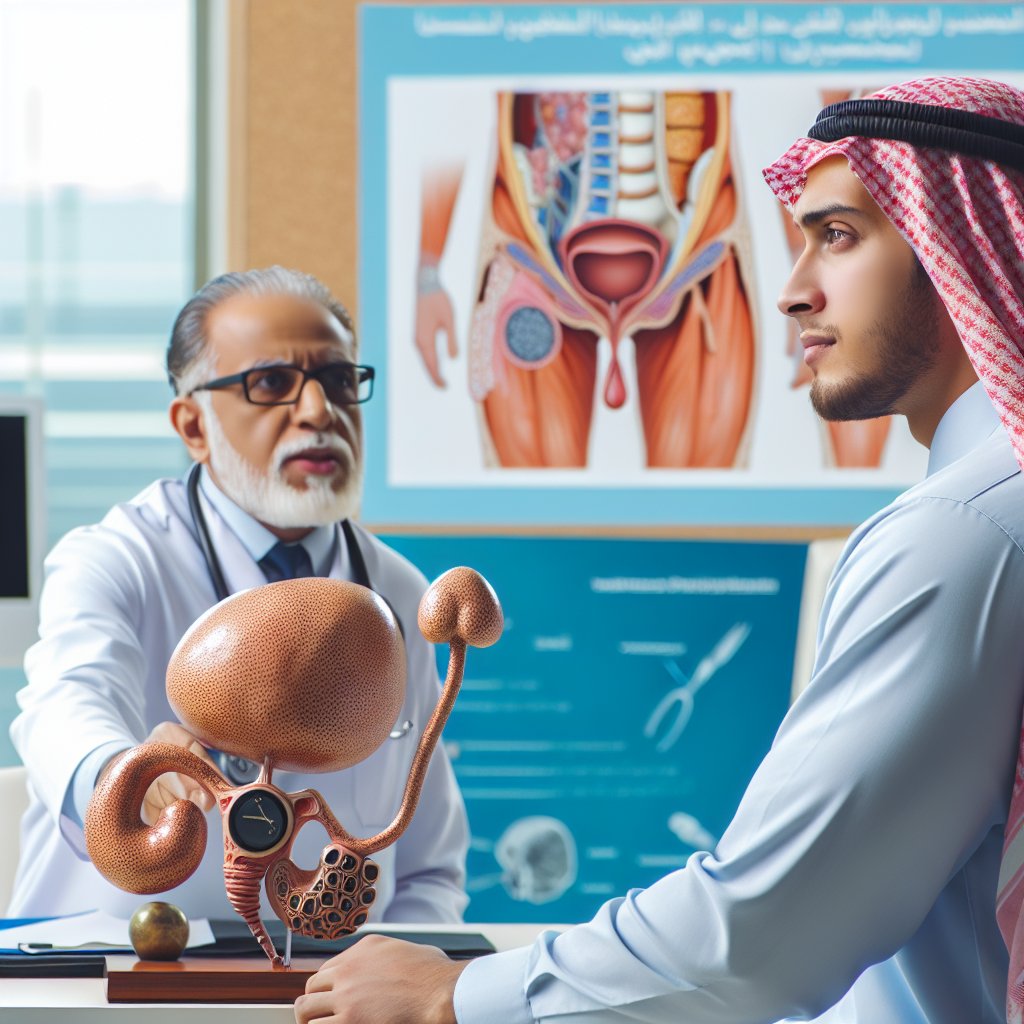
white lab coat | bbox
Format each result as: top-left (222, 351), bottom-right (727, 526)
top-left (8, 476), bottom-right (470, 923)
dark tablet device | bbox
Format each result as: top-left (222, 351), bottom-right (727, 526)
top-left (190, 919), bottom-right (496, 960)
top-left (0, 954), bottom-right (106, 978)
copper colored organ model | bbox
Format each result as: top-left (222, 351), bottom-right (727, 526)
top-left (84, 569), bottom-right (503, 966)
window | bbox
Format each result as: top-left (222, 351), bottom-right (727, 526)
top-left (0, 0), bottom-right (192, 550)
top-left (0, 0), bottom-right (194, 763)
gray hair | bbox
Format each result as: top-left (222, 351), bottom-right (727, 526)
top-left (166, 266), bottom-right (357, 395)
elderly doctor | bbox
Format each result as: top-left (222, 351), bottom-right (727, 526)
top-left (8, 267), bottom-right (469, 924)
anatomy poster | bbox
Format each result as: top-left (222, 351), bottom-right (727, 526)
top-left (360, 3), bottom-right (1024, 524)
top-left (383, 533), bottom-right (805, 923)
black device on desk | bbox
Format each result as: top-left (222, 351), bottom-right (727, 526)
top-left (190, 919), bottom-right (496, 960)
top-left (0, 922), bottom-right (494, 978)
top-left (0, 955), bottom-right (106, 978)
top-left (0, 397), bottom-right (44, 669)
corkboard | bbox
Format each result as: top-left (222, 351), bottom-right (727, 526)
top-left (230, 0), bottom-right (538, 318)
top-left (230, 0), bottom-right (360, 312)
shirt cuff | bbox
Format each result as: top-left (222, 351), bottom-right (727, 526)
top-left (64, 740), bottom-right (133, 828)
top-left (454, 946), bottom-right (535, 1024)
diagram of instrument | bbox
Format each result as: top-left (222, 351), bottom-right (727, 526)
top-left (644, 622), bottom-right (751, 753)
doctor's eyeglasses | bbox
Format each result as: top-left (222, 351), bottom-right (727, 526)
top-left (190, 362), bottom-right (375, 407)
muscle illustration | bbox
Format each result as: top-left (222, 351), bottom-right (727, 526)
top-left (692, 252), bottom-right (755, 465)
top-left (492, 175), bottom-right (531, 245)
top-left (420, 164), bottom-right (464, 261)
top-left (635, 166), bottom-right (754, 467)
top-left (483, 325), bottom-right (597, 466)
top-left (775, 89), bottom-right (892, 469)
top-left (633, 300), bottom-right (703, 465)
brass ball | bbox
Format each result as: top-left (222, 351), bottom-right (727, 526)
top-left (129, 902), bottom-right (189, 961)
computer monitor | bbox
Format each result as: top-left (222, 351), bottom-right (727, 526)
top-left (0, 396), bottom-right (45, 667)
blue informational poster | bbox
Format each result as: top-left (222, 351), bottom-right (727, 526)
top-left (359, 3), bottom-right (1024, 527)
top-left (382, 534), bottom-right (806, 922)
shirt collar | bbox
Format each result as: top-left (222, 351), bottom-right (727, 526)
top-left (926, 381), bottom-right (1003, 477)
top-left (198, 465), bottom-right (337, 574)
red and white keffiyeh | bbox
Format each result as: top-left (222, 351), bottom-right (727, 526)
top-left (764, 76), bottom-right (1024, 467)
top-left (763, 76), bottom-right (1024, 1023)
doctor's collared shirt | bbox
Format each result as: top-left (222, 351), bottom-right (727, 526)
top-left (10, 470), bottom-right (469, 924)
top-left (455, 381), bottom-right (1024, 1024)
top-left (198, 466), bottom-right (337, 573)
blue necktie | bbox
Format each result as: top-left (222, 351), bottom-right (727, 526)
top-left (259, 541), bottom-right (314, 583)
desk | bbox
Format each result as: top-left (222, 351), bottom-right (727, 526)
top-left (0, 922), bottom-right (562, 1023)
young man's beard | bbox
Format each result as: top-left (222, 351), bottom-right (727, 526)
top-left (809, 262), bottom-right (943, 422)
top-left (203, 404), bottom-right (362, 528)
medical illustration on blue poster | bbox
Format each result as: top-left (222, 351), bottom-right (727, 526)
top-left (383, 535), bottom-right (806, 922)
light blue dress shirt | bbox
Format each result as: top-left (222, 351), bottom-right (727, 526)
top-left (455, 382), bottom-right (1024, 1024)
top-left (61, 466), bottom-right (338, 828)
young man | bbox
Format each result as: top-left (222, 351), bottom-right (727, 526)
top-left (294, 77), bottom-right (1024, 1024)
top-left (10, 267), bottom-right (469, 925)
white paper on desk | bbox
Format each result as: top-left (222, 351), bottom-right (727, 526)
top-left (0, 910), bottom-right (215, 951)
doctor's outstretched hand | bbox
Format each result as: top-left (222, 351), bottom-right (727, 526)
top-left (294, 934), bottom-right (467, 1024)
top-left (96, 721), bottom-right (221, 826)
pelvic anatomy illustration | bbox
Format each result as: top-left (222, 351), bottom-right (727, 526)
top-left (84, 570), bottom-right (503, 966)
top-left (415, 90), bottom-right (758, 468)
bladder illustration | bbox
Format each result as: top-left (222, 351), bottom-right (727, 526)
top-left (416, 89), bottom-right (758, 468)
top-left (644, 622), bottom-right (751, 753)
top-left (84, 568), bottom-right (503, 966)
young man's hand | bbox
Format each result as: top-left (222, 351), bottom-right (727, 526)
top-left (294, 934), bottom-right (469, 1024)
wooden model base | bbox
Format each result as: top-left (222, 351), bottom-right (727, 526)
top-left (105, 955), bottom-right (330, 1003)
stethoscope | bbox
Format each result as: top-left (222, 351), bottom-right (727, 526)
top-left (185, 463), bottom-right (412, 785)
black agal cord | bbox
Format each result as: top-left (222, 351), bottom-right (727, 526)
top-left (807, 98), bottom-right (1024, 174)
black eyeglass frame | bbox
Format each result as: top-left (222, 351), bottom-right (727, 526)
top-left (189, 361), bottom-right (375, 407)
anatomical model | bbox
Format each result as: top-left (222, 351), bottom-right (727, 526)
top-left (777, 88), bottom-right (892, 469)
top-left (415, 90), bottom-right (758, 468)
top-left (84, 568), bottom-right (502, 966)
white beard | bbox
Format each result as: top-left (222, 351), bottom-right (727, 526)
top-left (204, 404), bottom-right (362, 529)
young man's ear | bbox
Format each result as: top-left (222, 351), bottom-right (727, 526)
top-left (170, 396), bottom-right (211, 463)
